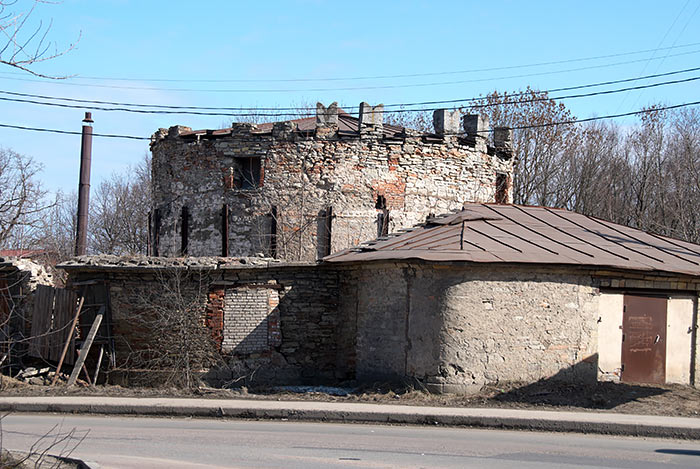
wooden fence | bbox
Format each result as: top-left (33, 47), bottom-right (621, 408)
top-left (28, 285), bottom-right (77, 365)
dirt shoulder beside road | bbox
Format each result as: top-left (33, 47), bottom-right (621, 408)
top-left (2, 376), bottom-right (699, 418)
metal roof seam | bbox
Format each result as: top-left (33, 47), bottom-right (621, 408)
top-left (589, 217), bottom-right (700, 266)
top-left (645, 231), bottom-right (700, 258)
top-left (544, 208), bottom-right (665, 264)
top-left (483, 219), bottom-right (560, 255)
top-left (467, 225), bottom-right (523, 253)
top-left (483, 204), bottom-right (598, 259)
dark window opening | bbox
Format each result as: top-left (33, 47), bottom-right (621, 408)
top-left (221, 204), bottom-right (229, 257)
top-left (147, 210), bottom-right (153, 256)
top-left (378, 209), bottom-right (390, 237)
top-left (318, 206), bottom-right (333, 258)
top-left (235, 157), bottom-right (262, 190)
top-left (375, 194), bottom-right (387, 209)
top-left (269, 206), bottom-right (278, 258)
top-left (180, 206), bottom-right (189, 255)
top-left (153, 209), bottom-right (161, 256)
top-left (495, 173), bottom-right (509, 204)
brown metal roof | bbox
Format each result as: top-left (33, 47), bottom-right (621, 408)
top-left (324, 203), bottom-right (700, 277)
top-left (179, 111), bottom-right (408, 139)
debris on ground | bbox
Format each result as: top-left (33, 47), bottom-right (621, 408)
top-left (3, 366), bottom-right (88, 388)
top-left (271, 385), bottom-right (353, 396)
top-left (2, 374), bottom-right (700, 418)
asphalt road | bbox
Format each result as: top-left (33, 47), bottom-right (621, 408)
top-left (2, 414), bottom-right (700, 468)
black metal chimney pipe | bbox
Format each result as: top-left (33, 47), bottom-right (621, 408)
top-left (74, 112), bottom-right (94, 256)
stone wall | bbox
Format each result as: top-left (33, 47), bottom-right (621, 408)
top-left (150, 109), bottom-right (514, 261)
top-left (63, 259), bottom-right (351, 385)
top-left (343, 263), bottom-right (602, 392)
top-left (343, 262), bottom-right (700, 391)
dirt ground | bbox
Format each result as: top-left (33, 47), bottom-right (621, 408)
top-left (2, 375), bottom-right (700, 418)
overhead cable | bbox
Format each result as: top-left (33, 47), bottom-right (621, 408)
top-left (2, 49), bottom-right (700, 93)
top-left (2, 64), bottom-right (700, 112)
top-left (2, 74), bottom-right (699, 117)
top-left (2, 41), bottom-right (700, 83)
top-left (1, 100), bottom-right (699, 141)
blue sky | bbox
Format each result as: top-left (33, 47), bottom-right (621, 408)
top-left (1, 0), bottom-right (699, 193)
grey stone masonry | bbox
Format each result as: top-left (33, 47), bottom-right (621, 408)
top-left (359, 102), bottom-right (384, 127)
top-left (316, 102), bottom-right (339, 127)
top-left (433, 109), bottom-right (461, 135)
top-left (463, 114), bottom-right (490, 139)
top-left (150, 105), bottom-right (514, 261)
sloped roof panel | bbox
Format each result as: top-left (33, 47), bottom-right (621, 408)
top-left (324, 203), bottom-right (700, 277)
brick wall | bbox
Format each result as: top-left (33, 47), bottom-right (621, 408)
top-left (222, 286), bottom-right (279, 354)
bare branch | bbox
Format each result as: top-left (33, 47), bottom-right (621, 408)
top-left (0, 0), bottom-right (80, 78)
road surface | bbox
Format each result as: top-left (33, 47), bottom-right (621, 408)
top-left (2, 414), bottom-right (699, 468)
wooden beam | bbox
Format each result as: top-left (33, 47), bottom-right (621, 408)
top-left (67, 306), bottom-right (104, 386)
top-left (92, 344), bottom-right (105, 386)
top-left (51, 295), bottom-right (84, 386)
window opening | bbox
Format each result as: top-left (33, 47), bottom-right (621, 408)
top-left (180, 206), bottom-right (189, 255)
top-left (221, 204), bottom-right (229, 257)
top-left (375, 194), bottom-right (387, 210)
top-left (236, 157), bottom-right (261, 190)
top-left (495, 173), bottom-right (509, 204)
top-left (269, 206), bottom-right (278, 258)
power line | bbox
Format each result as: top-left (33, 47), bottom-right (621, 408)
top-left (3, 41), bottom-right (700, 84)
top-left (615, 0), bottom-right (691, 113)
top-left (2, 49), bottom-right (700, 93)
top-left (2, 73), bottom-right (699, 117)
top-left (503, 100), bottom-right (700, 131)
top-left (2, 64), bottom-right (700, 112)
top-left (1, 100), bottom-right (699, 141)
top-left (628, 1), bottom-right (700, 112)
top-left (0, 123), bottom-right (149, 140)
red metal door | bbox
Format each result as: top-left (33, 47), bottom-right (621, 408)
top-left (621, 295), bottom-right (667, 384)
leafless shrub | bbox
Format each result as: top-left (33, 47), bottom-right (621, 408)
top-left (0, 413), bottom-right (88, 468)
top-left (126, 269), bottom-right (221, 389)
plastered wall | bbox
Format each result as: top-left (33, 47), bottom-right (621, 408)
top-left (597, 291), bottom-right (698, 385)
top-left (347, 263), bottom-right (600, 393)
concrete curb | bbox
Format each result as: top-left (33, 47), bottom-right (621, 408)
top-left (1, 397), bottom-right (699, 440)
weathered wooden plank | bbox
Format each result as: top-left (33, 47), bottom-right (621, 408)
top-left (67, 307), bottom-right (103, 386)
top-left (28, 285), bottom-right (54, 359)
top-left (51, 296), bottom-right (84, 386)
top-left (52, 288), bottom-right (78, 364)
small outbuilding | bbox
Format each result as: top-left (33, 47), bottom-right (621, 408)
top-left (326, 203), bottom-right (700, 393)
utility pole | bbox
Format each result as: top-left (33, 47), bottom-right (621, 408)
top-left (74, 112), bottom-right (93, 256)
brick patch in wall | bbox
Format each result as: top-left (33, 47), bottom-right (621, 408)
top-left (205, 288), bottom-right (224, 350)
top-left (222, 286), bottom-right (280, 354)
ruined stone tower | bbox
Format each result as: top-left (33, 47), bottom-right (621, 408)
top-left (149, 103), bottom-right (514, 261)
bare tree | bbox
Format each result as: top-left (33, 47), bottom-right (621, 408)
top-left (0, 148), bottom-right (51, 248)
top-left (0, 0), bottom-right (79, 77)
top-left (384, 108), bottom-right (433, 132)
top-left (83, 154), bottom-right (152, 255)
top-left (468, 88), bottom-right (580, 207)
top-left (128, 269), bottom-right (221, 388)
